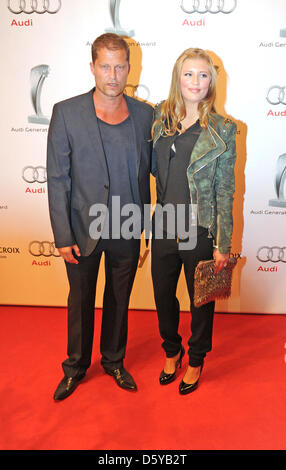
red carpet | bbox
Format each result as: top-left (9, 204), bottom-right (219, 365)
top-left (0, 305), bottom-right (285, 451)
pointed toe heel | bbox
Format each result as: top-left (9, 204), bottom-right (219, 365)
top-left (179, 364), bottom-right (203, 395)
top-left (159, 346), bottom-right (185, 385)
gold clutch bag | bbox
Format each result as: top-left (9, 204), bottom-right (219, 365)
top-left (194, 257), bottom-right (237, 308)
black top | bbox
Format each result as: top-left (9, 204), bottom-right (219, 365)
top-left (98, 116), bottom-right (136, 238)
top-left (164, 119), bottom-right (201, 208)
top-left (156, 120), bottom-right (207, 239)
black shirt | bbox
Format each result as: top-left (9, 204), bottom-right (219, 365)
top-left (158, 120), bottom-right (207, 239)
top-left (164, 119), bottom-right (201, 208)
top-left (98, 116), bottom-right (136, 238)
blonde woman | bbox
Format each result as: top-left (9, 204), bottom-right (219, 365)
top-left (151, 48), bottom-right (237, 395)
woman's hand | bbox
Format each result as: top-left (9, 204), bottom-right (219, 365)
top-left (213, 249), bottom-right (229, 273)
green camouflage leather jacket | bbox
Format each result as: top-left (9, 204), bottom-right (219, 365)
top-left (152, 106), bottom-right (237, 254)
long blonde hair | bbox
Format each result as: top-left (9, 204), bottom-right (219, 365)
top-left (152, 48), bottom-right (218, 137)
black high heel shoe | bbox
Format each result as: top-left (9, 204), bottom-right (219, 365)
top-left (179, 363), bottom-right (203, 395)
top-left (159, 346), bottom-right (185, 385)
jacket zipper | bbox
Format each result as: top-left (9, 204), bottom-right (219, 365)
top-left (186, 126), bottom-right (226, 235)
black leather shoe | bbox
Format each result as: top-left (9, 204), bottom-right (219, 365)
top-left (104, 367), bottom-right (137, 391)
top-left (159, 346), bottom-right (185, 385)
top-left (179, 364), bottom-right (203, 395)
top-left (53, 374), bottom-right (85, 401)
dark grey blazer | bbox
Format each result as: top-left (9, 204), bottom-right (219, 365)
top-left (47, 88), bottom-right (153, 256)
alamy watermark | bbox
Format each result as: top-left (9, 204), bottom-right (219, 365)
top-left (89, 196), bottom-right (198, 250)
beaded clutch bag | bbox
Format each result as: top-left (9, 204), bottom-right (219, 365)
top-left (193, 257), bottom-right (237, 308)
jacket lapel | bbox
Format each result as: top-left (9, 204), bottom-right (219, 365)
top-left (124, 94), bottom-right (141, 177)
top-left (153, 132), bottom-right (177, 196)
top-left (80, 88), bottom-right (109, 178)
top-left (189, 124), bottom-right (226, 173)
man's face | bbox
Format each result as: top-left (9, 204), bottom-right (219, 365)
top-left (90, 47), bottom-right (130, 98)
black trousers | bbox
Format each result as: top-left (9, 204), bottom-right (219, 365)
top-left (151, 231), bottom-right (215, 367)
top-left (62, 238), bottom-right (140, 377)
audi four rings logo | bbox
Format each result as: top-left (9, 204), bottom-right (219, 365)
top-left (22, 166), bottom-right (47, 183)
top-left (266, 86), bottom-right (286, 105)
top-left (8, 0), bottom-right (61, 14)
top-left (29, 241), bottom-right (60, 257)
top-left (181, 0), bottom-right (237, 14)
top-left (256, 246), bottom-right (286, 263)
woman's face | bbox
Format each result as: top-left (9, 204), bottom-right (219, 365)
top-left (180, 57), bottom-right (211, 107)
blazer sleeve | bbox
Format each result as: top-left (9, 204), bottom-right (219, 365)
top-left (214, 120), bottom-right (237, 254)
top-left (46, 103), bottom-right (76, 248)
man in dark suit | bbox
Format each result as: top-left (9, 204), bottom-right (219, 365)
top-left (47, 33), bottom-right (153, 400)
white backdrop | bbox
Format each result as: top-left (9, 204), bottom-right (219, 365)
top-left (1, 0), bottom-right (286, 313)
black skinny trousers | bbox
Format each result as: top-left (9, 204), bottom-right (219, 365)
top-left (151, 231), bottom-right (215, 367)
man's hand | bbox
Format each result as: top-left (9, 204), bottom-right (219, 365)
top-left (58, 245), bottom-right (81, 264)
top-left (213, 248), bottom-right (229, 274)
